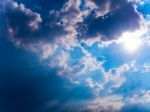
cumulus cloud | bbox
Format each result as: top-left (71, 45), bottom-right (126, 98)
top-left (3, 0), bottom-right (144, 49)
top-left (4, 1), bottom-right (72, 45)
top-left (77, 0), bottom-right (143, 41)
top-left (0, 0), bottom-right (83, 72)
top-left (2, 0), bottom-right (85, 54)
top-left (44, 46), bottom-right (104, 84)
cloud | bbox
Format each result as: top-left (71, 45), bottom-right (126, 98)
top-left (130, 90), bottom-right (150, 104)
top-left (120, 90), bottom-right (150, 112)
top-left (80, 95), bottom-right (124, 112)
top-left (106, 64), bottom-right (130, 88)
top-left (5, 1), bottom-right (42, 42)
top-left (2, 0), bottom-right (85, 54)
top-left (77, 0), bottom-right (143, 41)
top-left (44, 46), bottom-right (104, 84)
top-left (2, 0), bottom-right (147, 89)
top-left (2, 0), bottom-right (145, 52)
top-left (4, 1), bottom-right (72, 45)
top-left (3, 0), bottom-right (144, 50)
top-left (2, 0), bottom-right (150, 112)
top-left (41, 95), bottom-right (124, 112)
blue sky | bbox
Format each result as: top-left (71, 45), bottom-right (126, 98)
top-left (1, 0), bottom-right (150, 112)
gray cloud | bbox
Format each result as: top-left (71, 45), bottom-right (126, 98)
top-left (3, 1), bottom-right (69, 45)
top-left (2, 0), bottom-right (143, 46)
top-left (77, 0), bottom-right (142, 41)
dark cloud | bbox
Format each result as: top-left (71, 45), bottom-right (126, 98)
top-left (3, 1), bottom-right (69, 44)
top-left (2, 0), bottom-right (143, 45)
top-left (92, 0), bottom-right (109, 12)
top-left (2, 0), bottom-right (82, 46)
top-left (77, 0), bottom-right (142, 41)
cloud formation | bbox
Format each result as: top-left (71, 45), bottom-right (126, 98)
top-left (1, 0), bottom-right (150, 111)
top-left (77, 0), bottom-right (142, 41)
top-left (2, 0), bottom-right (143, 47)
top-left (4, 1), bottom-right (71, 45)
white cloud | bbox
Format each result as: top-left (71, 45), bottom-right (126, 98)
top-left (129, 90), bottom-right (150, 104)
top-left (49, 50), bottom-right (70, 70)
top-left (107, 64), bottom-right (130, 88)
top-left (41, 44), bottom-right (58, 59)
top-left (81, 95), bottom-right (124, 112)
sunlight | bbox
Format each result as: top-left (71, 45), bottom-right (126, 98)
top-left (117, 29), bottom-right (145, 53)
top-left (122, 35), bottom-right (142, 52)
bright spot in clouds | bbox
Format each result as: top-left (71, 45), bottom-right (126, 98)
top-left (118, 29), bottom-right (146, 53)
top-left (123, 35), bottom-right (142, 53)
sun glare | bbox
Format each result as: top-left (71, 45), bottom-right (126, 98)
top-left (123, 36), bottom-right (142, 52)
top-left (117, 29), bottom-right (145, 53)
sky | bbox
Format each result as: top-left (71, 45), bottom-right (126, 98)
top-left (0, 0), bottom-right (150, 112)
